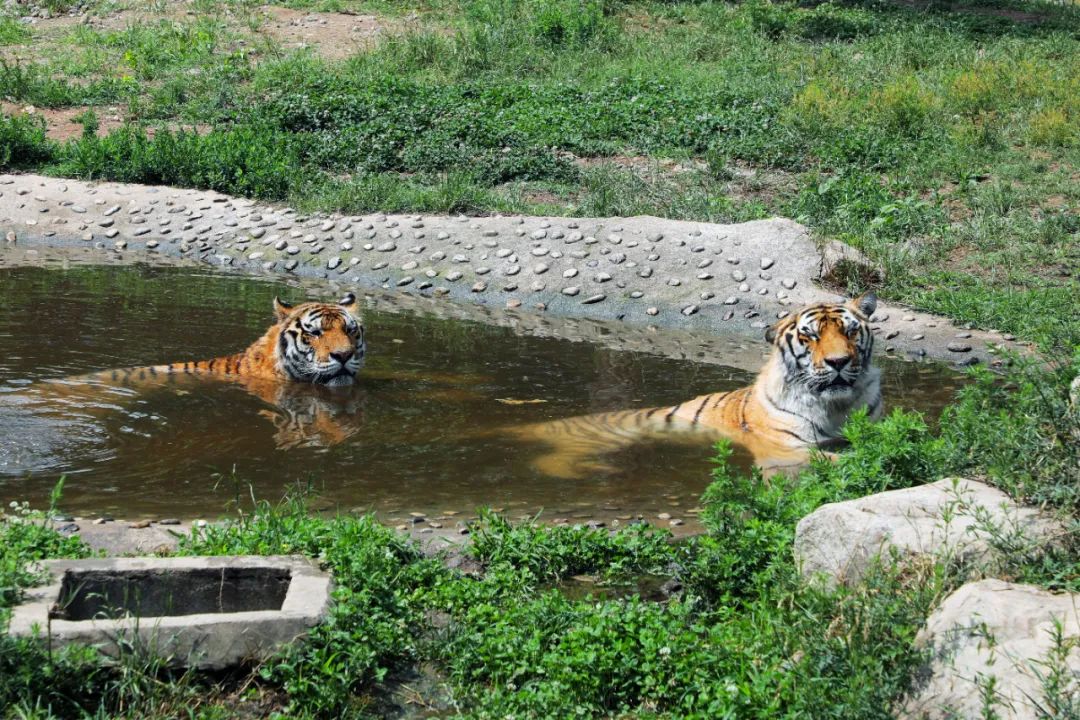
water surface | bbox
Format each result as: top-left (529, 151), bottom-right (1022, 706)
top-left (0, 266), bottom-right (963, 525)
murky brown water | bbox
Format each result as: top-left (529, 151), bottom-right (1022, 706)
top-left (0, 265), bottom-right (963, 526)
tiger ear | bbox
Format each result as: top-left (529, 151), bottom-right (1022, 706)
top-left (273, 297), bottom-right (294, 322)
top-left (338, 292), bottom-right (358, 314)
top-left (765, 324), bottom-right (778, 344)
top-left (849, 291), bottom-right (877, 318)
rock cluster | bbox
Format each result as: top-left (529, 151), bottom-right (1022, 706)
top-left (795, 478), bottom-right (1075, 720)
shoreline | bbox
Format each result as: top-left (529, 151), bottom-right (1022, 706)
top-left (1, 172), bottom-right (1026, 368)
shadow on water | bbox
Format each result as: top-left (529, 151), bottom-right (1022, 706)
top-left (0, 265), bottom-right (965, 523)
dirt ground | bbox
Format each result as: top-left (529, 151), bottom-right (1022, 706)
top-left (255, 5), bottom-right (392, 60)
top-left (1, 102), bottom-right (125, 141)
top-left (10, 1), bottom-right (409, 62)
top-left (0, 102), bottom-right (210, 141)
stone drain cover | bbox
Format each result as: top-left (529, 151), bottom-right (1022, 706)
top-left (8, 555), bottom-right (332, 669)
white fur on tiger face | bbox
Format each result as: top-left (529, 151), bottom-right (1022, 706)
top-left (275, 296), bottom-right (366, 386)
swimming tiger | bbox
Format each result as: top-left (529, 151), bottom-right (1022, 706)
top-left (22, 294), bottom-right (483, 451)
top-left (45, 293), bottom-right (366, 392)
top-left (509, 292), bottom-right (883, 478)
top-left (12, 294), bottom-right (366, 449)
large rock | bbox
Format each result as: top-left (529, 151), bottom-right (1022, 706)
top-left (901, 579), bottom-right (1080, 719)
top-left (794, 478), bottom-right (1064, 586)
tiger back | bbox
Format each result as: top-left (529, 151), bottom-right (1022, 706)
top-left (509, 293), bottom-right (883, 478)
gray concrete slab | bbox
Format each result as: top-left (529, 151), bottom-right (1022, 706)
top-left (8, 555), bottom-right (332, 669)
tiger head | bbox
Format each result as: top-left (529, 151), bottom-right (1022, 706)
top-left (765, 292), bottom-right (878, 399)
top-left (273, 293), bottom-right (366, 386)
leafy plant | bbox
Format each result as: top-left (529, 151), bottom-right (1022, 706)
top-left (180, 493), bottom-right (444, 716)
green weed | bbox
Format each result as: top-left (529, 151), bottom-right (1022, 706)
top-left (0, 113), bottom-right (53, 169)
top-left (468, 509), bottom-right (674, 582)
top-left (0, 18), bottom-right (30, 46)
top-left (4, 352), bottom-right (1077, 716)
top-left (180, 492), bottom-right (445, 717)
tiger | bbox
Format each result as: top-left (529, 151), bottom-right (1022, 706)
top-left (45, 293), bottom-right (366, 392)
top-left (509, 292), bottom-right (883, 478)
top-left (25, 294), bottom-right (484, 451)
top-left (15, 294), bottom-right (367, 450)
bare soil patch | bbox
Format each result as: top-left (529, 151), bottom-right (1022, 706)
top-left (571, 153), bottom-right (707, 177)
top-left (254, 5), bottom-right (393, 60)
top-left (726, 164), bottom-right (799, 205)
top-left (517, 187), bottom-right (570, 206)
top-left (1, 102), bottom-right (124, 141)
top-left (1, 102), bottom-right (209, 141)
top-left (13, 2), bottom-right (403, 64)
top-left (21, 2), bottom-right (195, 33)
top-left (570, 154), bottom-right (798, 206)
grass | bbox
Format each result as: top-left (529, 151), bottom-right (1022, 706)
top-left (0, 3), bottom-right (1077, 710)
top-left (1, 0), bottom-right (1077, 346)
top-left (3, 351), bottom-right (1077, 718)
top-left (0, 18), bottom-right (31, 45)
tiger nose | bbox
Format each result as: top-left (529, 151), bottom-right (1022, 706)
top-left (330, 350), bottom-right (354, 364)
top-left (824, 355), bottom-right (851, 371)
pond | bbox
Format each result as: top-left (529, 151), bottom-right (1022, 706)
top-left (0, 265), bottom-right (963, 529)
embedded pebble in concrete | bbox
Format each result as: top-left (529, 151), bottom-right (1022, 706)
top-left (0, 174), bottom-right (1014, 365)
